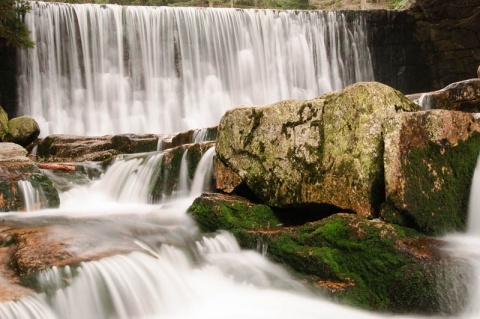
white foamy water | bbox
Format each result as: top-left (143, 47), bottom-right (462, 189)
top-left (0, 147), bottom-right (404, 319)
top-left (18, 1), bottom-right (374, 136)
top-left (2, 140), bottom-right (480, 319)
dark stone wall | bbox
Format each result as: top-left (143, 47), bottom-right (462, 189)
top-left (410, 0), bottom-right (480, 90)
top-left (365, 10), bottom-right (433, 94)
top-left (0, 44), bottom-right (18, 118)
top-left (366, 0), bottom-right (480, 94)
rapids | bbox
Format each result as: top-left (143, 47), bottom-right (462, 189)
top-left (0, 147), bottom-right (479, 319)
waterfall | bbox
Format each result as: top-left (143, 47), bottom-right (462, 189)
top-left (18, 1), bottom-right (374, 136)
top-left (18, 180), bottom-right (42, 212)
top-left (190, 146), bottom-right (215, 196)
top-left (468, 154), bottom-right (480, 235)
top-left (441, 154), bottom-right (480, 318)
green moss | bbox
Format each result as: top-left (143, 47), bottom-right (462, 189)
top-left (188, 194), bottom-right (281, 232)
top-left (235, 213), bottom-right (468, 314)
top-left (0, 106), bottom-right (9, 141)
top-left (400, 132), bottom-right (480, 235)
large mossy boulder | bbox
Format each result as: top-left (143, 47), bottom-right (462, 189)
top-left (216, 82), bottom-right (420, 218)
top-left (383, 110), bottom-right (480, 235)
top-left (187, 195), bottom-right (471, 314)
top-left (236, 214), bottom-right (471, 315)
top-left (7, 116), bottom-right (40, 147)
top-left (0, 106), bottom-right (9, 141)
top-left (0, 143), bottom-right (60, 212)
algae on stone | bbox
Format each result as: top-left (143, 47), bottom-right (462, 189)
top-left (187, 192), bottom-right (282, 232)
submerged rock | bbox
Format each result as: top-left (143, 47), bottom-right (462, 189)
top-left (384, 110), bottom-right (480, 235)
top-left (0, 143), bottom-right (60, 212)
top-left (216, 82), bottom-right (419, 218)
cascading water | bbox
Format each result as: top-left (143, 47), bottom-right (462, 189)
top-left (0, 145), bottom-right (389, 319)
top-left (18, 1), bottom-right (374, 136)
top-left (17, 180), bottom-right (42, 211)
top-left (442, 154), bottom-right (480, 319)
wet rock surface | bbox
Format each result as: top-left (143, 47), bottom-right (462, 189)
top-left (410, 79), bottom-right (480, 111)
top-left (0, 143), bottom-right (59, 212)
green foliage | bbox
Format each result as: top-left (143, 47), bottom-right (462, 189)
top-left (0, 0), bottom-right (34, 48)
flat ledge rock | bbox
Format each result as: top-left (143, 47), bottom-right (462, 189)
top-left (0, 143), bottom-right (29, 162)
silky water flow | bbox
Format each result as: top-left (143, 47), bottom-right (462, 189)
top-left (6, 1), bottom-right (480, 318)
top-left (17, 1), bottom-right (374, 136)
top-left (2, 147), bottom-right (480, 318)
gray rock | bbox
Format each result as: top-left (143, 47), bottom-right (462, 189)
top-left (216, 82), bottom-right (419, 218)
top-left (0, 142), bottom-right (29, 162)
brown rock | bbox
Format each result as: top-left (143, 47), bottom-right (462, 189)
top-left (414, 79), bottom-right (480, 112)
top-left (213, 157), bottom-right (243, 194)
top-left (384, 109), bottom-right (480, 234)
top-left (37, 135), bottom-right (114, 162)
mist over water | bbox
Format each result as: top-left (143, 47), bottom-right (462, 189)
top-left (18, 1), bottom-right (373, 136)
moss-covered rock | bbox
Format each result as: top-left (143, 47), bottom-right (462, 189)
top-left (235, 213), bottom-right (471, 315)
top-left (0, 106), bottom-right (10, 141)
top-left (187, 194), bottom-right (470, 314)
top-left (188, 192), bottom-right (282, 232)
top-left (6, 116), bottom-right (40, 147)
top-left (216, 82), bottom-right (419, 218)
top-left (384, 110), bottom-right (480, 235)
